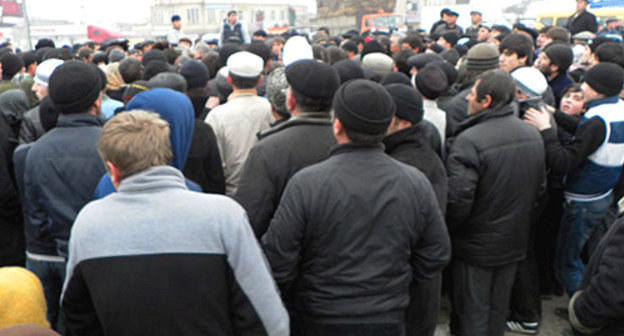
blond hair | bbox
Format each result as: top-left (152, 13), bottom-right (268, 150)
top-left (98, 110), bottom-right (172, 180)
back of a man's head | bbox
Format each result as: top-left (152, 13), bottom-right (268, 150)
top-left (499, 33), bottom-right (534, 65)
top-left (546, 27), bottom-right (571, 44)
top-left (146, 72), bottom-right (188, 93)
top-left (595, 42), bottom-right (624, 68)
top-left (98, 110), bottom-right (172, 181)
top-left (48, 60), bottom-right (102, 114)
top-left (285, 59), bottom-right (340, 112)
top-left (475, 69), bottom-right (516, 111)
top-left (119, 58), bottom-right (143, 84)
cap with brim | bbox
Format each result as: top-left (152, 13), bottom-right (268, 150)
top-left (572, 31), bottom-right (596, 40)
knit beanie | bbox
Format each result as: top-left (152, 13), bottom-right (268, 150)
top-left (108, 49), bottom-right (126, 63)
top-left (416, 65), bottom-right (448, 100)
top-left (584, 62), bottom-right (624, 97)
top-left (333, 59), bottom-right (364, 84)
top-left (544, 43), bottom-right (574, 73)
top-left (48, 60), bottom-right (102, 114)
top-left (440, 48), bottom-right (460, 66)
top-left (0, 267), bottom-right (49, 328)
top-left (380, 72), bottom-right (412, 87)
top-left (266, 67), bottom-right (290, 117)
top-left (407, 53), bottom-right (442, 71)
top-left (429, 60), bottom-right (458, 86)
top-left (384, 83), bottom-right (423, 124)
top-left (181, 60), bottom-right (209, 90)
top-left (361, 40), bottom-right (386, 59)
top-left (34, 59), bottom-right (63, 87)
top-left (0, 53), bottom-right (24, 81)
top-left (466, 43), bottom-right (500, 71)
top-left (333, 79), bottom-right (395, 134)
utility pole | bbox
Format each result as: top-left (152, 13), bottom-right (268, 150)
top-left (22, 0), bottom-right (33, 50)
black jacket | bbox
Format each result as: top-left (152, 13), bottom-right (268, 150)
top-left (23, 113), bottom-right (106, 257)
top-left (0, 113), bottom-right (23, 266)
top-left (262, 144), bottom-right (451, 323)
top-left (384, 126), bottom-right (448, 214)
top-left (570, 216), bottom-right (624, 335)
top-left (446, 104), bottom-right (546, 267)
top-left (183, 120), bottom-right (225, 194)
top-left (234, 112), bottom-right (336, 238)
top-left (568, 10), bottom-right (598, 35)
top-left (439, 87), bottom-right (470, 139)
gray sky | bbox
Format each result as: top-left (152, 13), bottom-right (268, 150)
top-left (25, 0), bottom-right (316, 26)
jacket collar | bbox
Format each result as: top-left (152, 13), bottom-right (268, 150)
top-left (330, 142), bottom-right (385, 156)
top-left (117, 166), bottom-right (187, 194)
top-left (454, 103), bottom-right (514, 136)
top-left (257, 111), bottom-right (332, 140)
top-left (383, 126), bottom-right (423, 152)
top-left (586, 95), bottom-right (620, 109)
top-left (56, 113), bottom-right (105, 128)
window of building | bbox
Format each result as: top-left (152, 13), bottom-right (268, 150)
top-left (271, 10), bottom-right (275, 20)
top-left (206, 9), bottom-right (216, 24)
top-left (187, 8), bottom-right (199, 24)
top-left (280, 10), bottom-right (285, 20)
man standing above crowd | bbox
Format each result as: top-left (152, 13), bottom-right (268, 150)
top-left (568, 0), bottom-right (598, 35)
top-left (263, 79), bottom-right (451, 336)
top-left (466, 10), bottom-right (484, 39)
top-left (446, 69), bottom-right (546, 336)
top-left (167, 15), bottom-right (183, 45)
top-left (434, 9), bottom-right (463, 36)
top-left (219, 10), bottom-right (250, 46)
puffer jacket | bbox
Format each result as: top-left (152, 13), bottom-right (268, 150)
top-left (446, 104), bottom-right (546, 267)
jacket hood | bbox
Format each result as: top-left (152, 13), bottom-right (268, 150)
top-left (0, 89), bottom-right (28, 127)
top-left (127, 88), bottom-right (195, 170)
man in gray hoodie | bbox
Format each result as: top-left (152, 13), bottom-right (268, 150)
top-left (62, 110), bottom-right (289, 336)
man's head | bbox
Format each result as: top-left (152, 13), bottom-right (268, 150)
top-left (21, 51), bottom-right (39, 76)
top-left (32, 59), bottom-right (63, 101)
top-left (227, 51), bottom-right (264, 90)
top-left (253, 30), bottom-right (268, 41)
top-left (478, 25), bottom-right (491, 42)
top-left (332, 79), bottom-right (396, 145)
top-left (466, 42), bottom-right (501, 73)
top-left (437, 31), bottom-right (459, 50)
top-left (227, 10), bottom-right (238, 25)
top-left (511, 66), bottom-right (548, 100)
top-left (266, 67), bottom-right (290, 119)
top-left (471, 11), bottom-right (482, 25)
top-left (341, 40), bottom-right (359, 59)
top-left (384, 83), bottom-right (424, 134)
top-left (593, 42), bottom-right (624, 68)
top-left (582, 62), bottom-right (624, 102)
top-left (0, 53), bottom-right (24, 81)
top-left (285, 59), bottom-right (340, 113)
top-left (400, 34), bottom-right (423, 53)
top-left (393, 49), bottom-right (415, 76)
top-left (467, 69), bottom-right (515, 115)
top-left (446, 10), bottom-right (459, 26)
top-left (98, 111), bottom-right (172, 187)
top-left (499, 33), bottom-right (534, 72)
top-left (48, 60), bottom-right (102, 115)
top-left (415, 65), bottom-right (448, 100)
top-left (544, 27), bottom-right (571, 46)
top-left (118, 58), bottom-right (143, 84)
top-left (534, 44), bottom-right (573, 77)
top-left (171, 15), bottom-right (182, 30)
top-left (560, 83), bottom-right (585, 115)
top-left (576, 0), bottom-right (589, 13)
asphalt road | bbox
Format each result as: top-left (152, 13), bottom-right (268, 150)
top-left (434, 294), bottom-right (572, 336)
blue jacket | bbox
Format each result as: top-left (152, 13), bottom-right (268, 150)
top-left (23, 113), bottom-right (106, 257)
top-left (93, 89), bottom-right (201, 199)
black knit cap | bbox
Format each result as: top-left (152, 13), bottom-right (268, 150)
top-left (333, 79), bottom-right (396, 134)
top-left (361, 40), bottom-right (386, 59)
top-left (544, 43), bottom-right (574, 73)
top-left (181, 60), bottom-right (209, 89)
top-left (380, 72), bottom-right (412, 87)
top-left (416, 65), bottom-right (448, 100)
top-left (0, 53), bottom-right (24, 80)
top-left (442, 31), bottom-right (460, 46)
top-left (407, 53), bottom-right (442, 71)
top-left (384, 83), bottom-right (423, 125)
top-left (429, 60), bottom-right (458, 87)
top-left (48, 60), bottom-right (102, 114)
top-left (332, 59), bottom-right (364, 84)
top-left (141, 49), bottom-right (168, 66)
top-left (286, 59), bottom-right (340, 100)
top-left (584, 62), bottom-right (624, 97)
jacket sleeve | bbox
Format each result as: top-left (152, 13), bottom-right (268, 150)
top-left (234, 144), bottom-right (277, 239)
top-left (23, 156), bottom-right (50, 243)
top-left (0, 145), bottom-right (20, 226)
top-left (18, 116), bottom-right (38, 145)
top-left (205, 113), bottom-right (226, 171)
top-left (261, 174), bottom-right (307, 296)
top-left (411, 178), bottom-right (451, 282)
top-left (569, 222), bottom-right (624, 333)
top-left (62, 264), bottom-right (103, 336)
top-left (540, 117), bottom-right (606, 174)
top-left (224, 210), bottom-right (289, 336)
top-left (445, 136), bottom-right (480, 231)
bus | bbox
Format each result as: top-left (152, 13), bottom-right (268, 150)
top-left (361, 10), bottom-right (406, 34)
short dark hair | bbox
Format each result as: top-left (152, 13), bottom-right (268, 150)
top-left (143, 60), bottom-right (171, 81)
top-left (562, 83), bottom-right (582, 97)
top-left (171, 15), bottom-right (181, 22)
top-left (400, 34), bottom-right (424, 51)
top-left (341, 40), bottom-right (358, 54)
top-left (546, 27), bottom-right (570, 43)
top-left (201, 51), bottom-right (220, 79)
top-left (499, 33), bottom-right (534, 65)
top-left (326, 46), bottom-right (348, 65)
top-left (312, 44), bottom-right (329, 63)
top-left (230, 73), bottom-right (260, 89)
top-left (35, 38), bottom-right (55, 50)
top-left (45, 48), bottom-right (74, 61)
top-left (344, 127), bottom-right (386, 146)
top-left (292, 88), bottom-right (333, 112)
top-left (146, 72), bottom-right (187, 93)
top-left (92, 52), bottom-right (107, 65)
top-left (227, 10), bottom-right (237, 17)
top-left (393, 49), bottom-right (415, 76)
top-left (492, 25), bottom-right (511, 35)
top-left (119, 58), bottom-right (143, 83)
top-left (77, 47), bottom-right (94, 61)
top-left (475, 69), bottom-right (516, 110)
top-left (595, 42), bottom-right (624, 68)
top-left (246, 41), bottom-right (271, 67)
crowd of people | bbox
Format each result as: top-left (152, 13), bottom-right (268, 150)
top-left (1, 1), bottom-right (624, 335)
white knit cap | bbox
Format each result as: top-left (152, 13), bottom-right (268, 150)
top-left (282, 36), bottom-right (313, 67)
top-left (34, 59), bottom-right (64, 87)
